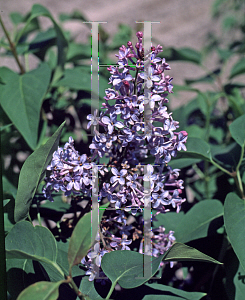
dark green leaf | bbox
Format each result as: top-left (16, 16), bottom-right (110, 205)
top-left (173, 200), bottom-right (223, 243)
top-left (6, 258), bottom-right (36, 299)
top-left (162, 243), bottom-right (222, 264)
top-left (176, 137), bottom-right (212, 161)
top-left (224, 249), bottom-right (245, 300)
top-left (16, 280), bottom-right (65, 300)
top-left (53, 67), bottom-right (109, 100)
top-left (14, 121), bottom-right (65, 222)
top-left (153, 211), bottom-right (184, 233)
top-left (9, 12), bottom-right (23, 25)
top-left (230, 58), bottom-right (245, 79)
top-left (217, 48), bottom-right (233, 61)
top-left (142, 283), bottom-right (206, 299)
top-left (3, 176), bottom-right (17, 198)
top-left (185, 69), bottom-right (220, 85)
top-left (170, 47), bottom-right (202, 64)
top-left (101, 250), bottom-right (164, 289)
top-left (66, 43), bottom-right (91, 61)
top-left (168, 158), bottom-right (201, 169)
top-left (68, 202), bottom-right (109, 271)
top-left (16, 4), bottom-right (68, 75)
top-left (172, 84), bottom-right (199, 93)
top-left (0, 63), bottom-right (51, 149)
top-left (0, 75), bottom-right (5, 85)
top-left (224, 192), bottom-right (245, 270)
top-left (185, 125), bottom-right (206, 139)
top-left (6, 221), bottom-right (57, 263)
top-left (59, 11), bottom-right (88, 22)
top-left (229, 114), bottom-right (245, 147)
top-left (211, 142), bottom-right (241, 171)
top-left (79, 279), bottom-right (104, 300)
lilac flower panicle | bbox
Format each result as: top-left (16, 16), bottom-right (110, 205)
top-left (43, 31), bottom-right (188, 282)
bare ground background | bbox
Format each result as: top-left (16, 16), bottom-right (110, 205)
top-left (0, 0), bottom-right (225, 108)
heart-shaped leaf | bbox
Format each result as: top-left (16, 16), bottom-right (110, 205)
top-left (68, 202), bottom-right (109, 272)
top-left (101, 250), bottom-right (164, 289)
top-left (14, 121), bottom-right (65, 222)
top-left (0, 63), bottom-right (51, 149)
top-left (224, 192), bottom-right (245, 270)
top-left (173, 200), bottom-right (223, 243)
top-left (16, 280), bottom-right (66, 300)
top-left (5, 221), bottom-right (57, 264)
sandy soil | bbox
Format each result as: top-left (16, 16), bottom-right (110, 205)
top-left (0, 0), bottom-right (219, 108)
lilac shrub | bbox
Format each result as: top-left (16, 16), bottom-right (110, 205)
top-left (43, 31), bottom-right (188, 281)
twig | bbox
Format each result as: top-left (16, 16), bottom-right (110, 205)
top-left (0, 16), bottom-right (25, 74)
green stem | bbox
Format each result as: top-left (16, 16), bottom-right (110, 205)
top-left (66, 276), bottom-right (85, 300)
top-left (0, 128), bottom-right (7, 300)
top-left (236, 145), bottom-right (244, 172)
top-left (0, 16), bottom-right (25, 74)
top-left (210, 158), bottom-right (233, 177)
top-left (27, 213), bottom-right (33, 224)
top-left (235, 170), bottom-right (244, 199)
top-left (106, 280), bottom-right (117, 299)
top-left (204, 160), bottom-right (209, 199)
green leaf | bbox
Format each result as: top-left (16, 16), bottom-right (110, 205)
top-left (39, 240), bottom-right (84, 284)
top-left (9, 12), bottom-right (23, 25)
top-left (14, 121), bottom-right (65, 222)
top-left (0, 63), bottom-right (51, 149)
top-left (176, 137), bottom-right (212, 161)
top-left (110, 24), bottom-right (132, 50)
top-left (53, 67), bottom-right (109, 100)
top-left (16, 280), bottom-right (65, 300)
top-left (0, 123), bottom-right (13, 132)
top-left (210, 142), bottom-right (241, 171)
top-left (142, 283), bottom-right (206, 299)
top-left (6, 221), bottom-right (57, 263)
top-left (53, 67), bottom-right (91, 90)
top-left (185, 125), bottom-right (206, 139)
top-left (224, 192), bottom-right (245, 270)
top-left (185, 69), bottom-right (220, 85)
top-left (4, 198), bottom-right (15, 233)
top-left (170, 47), bottom-right (202, 64)
top-left (224, 248), bottom-right (245, 300)
top-left (79, 279), bottom-right (104, 300)
top-left (173, 200), bottom-right (223, 243)
top-left (59, 11), bottom-right (88, 22)
top-left (229, 114), bottom-right (245, 147)
top-left (3, 176), bottom-right (17, 198)
top-left (68, 202), bottom-right (109, 271)
top-left (168, 158), bottom-right (201, 169)
top-left (162, 242), bottom-right (222, 264)
top-left (66, 43), bottom-right (91, 62)
top-left (6, 258), bottom-right (36, 299)
top-left (230, 58), bottom-right (245, 79)
top-left (153, 211), bottom-right (184, 234)
top-left (101, 250), bottom-right (164, 289)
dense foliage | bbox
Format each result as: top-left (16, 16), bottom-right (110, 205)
top-left (1, 1), bottom-right (245, 299)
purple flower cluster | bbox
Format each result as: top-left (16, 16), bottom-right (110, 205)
top-left (43, 31), bottom-right (188, 282)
